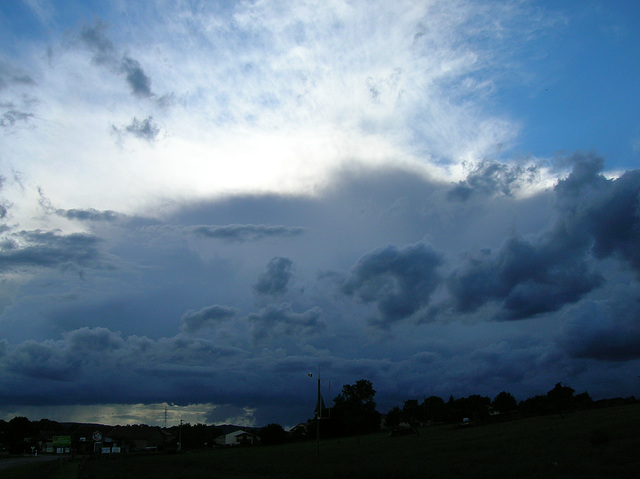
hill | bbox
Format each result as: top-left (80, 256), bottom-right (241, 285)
top-left (76, 403), bottom-right (638, 479)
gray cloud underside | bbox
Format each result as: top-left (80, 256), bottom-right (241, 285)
top-left (55, 208), bottom-right (123, 222)
top-left (254, 257), bottom-right (293, 296)
top-left (343, 243), bottom-right (443, 326)
top-left (2, 155), bottom-right (640, 421)
top-left (0, 230), bottom-right (102, 271)
top-left (191, 224), bottom-right (305, 242)
top-left (560, 289), bottom-right (640, 362)
top-left (182, 305), bottom-right (237, 333)
top-left (246, 303), bottom-right (325, 344)
top-left (0, 322), bottom-right (618, 424)
top-left (447, 154), bottom-right (639, 320)
top-left (35, 189), bottom-right (124, 222)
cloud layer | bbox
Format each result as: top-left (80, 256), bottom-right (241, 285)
top-left (2, 154), bottom-right (640, 425)
top-left (1, 1), bottom-right (639, 426)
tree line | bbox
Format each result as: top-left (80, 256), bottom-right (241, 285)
top-left (308, 379), bottom-right (637, 439)
top-left (1, 381), bottom-right (636, 452)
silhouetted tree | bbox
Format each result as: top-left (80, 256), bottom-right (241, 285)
top-left (0, 419), bottom-right (6, 447)
top-left (519, 394), bottom-right (552, 416)
top-left (259, 423), bottom-right (288, 445)
top-left (165, 423), bottom-right (221, 450)
top-left (332, 379), bottom-right (379, 436)
top-left (547, 382), bottom-right (575, 418)
top-left (421, 396), bottom-right (446, 423)
top-left (574, 391), bottom-right (594, 410)
top-left (7, 417), bottom-right (33, 454)
top-left (385, 406), bottom-right (402, 428)
top-left (455, 395), bottom-right (491, 422)
top-left (492, 391), bottom-right (517, 413)
top-left (402, 399), bottom-right (421, 425)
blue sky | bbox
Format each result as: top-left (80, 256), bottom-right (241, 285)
top-left (1, 0), bottom-right (639, 428)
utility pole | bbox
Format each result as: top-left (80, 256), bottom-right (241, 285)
top-left (316, 375), bottom-right (321, 461)
top-left (178, 419), bottom-right (183, 452)
top-left (309, 371), bottom-right (327, 462)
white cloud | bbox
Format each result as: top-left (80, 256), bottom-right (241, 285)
top-left (2, 0), bottom-right (546, 224)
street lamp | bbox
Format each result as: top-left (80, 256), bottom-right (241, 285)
top-left (308, 372), bottom-right (330, 461)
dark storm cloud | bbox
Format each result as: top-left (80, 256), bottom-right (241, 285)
top-left (5, 340), bottom-right (75, 381)
top-left (254, 257), bottom-right (293, 296)
top-left (0, 328), bottom-right (248, 405)
top-left (181, 305), bottom-right (237, 333)
top-left (205, 404), bottom-right (255, 425)
top-left (342, 242), bottom-right (443, 326)
top-left (0, 230), bottom-right (102, 271)
top-left (379, 340), bottom-right (547, 405)
top-left (79, 21), bottom-right (154, 99)
top-left (560, 292), bottom-right (640, 361)
top-left (446, 153), bottom-right (640, 320)
top-left (554, 154), bottom-right (640, 276)
top-left (4, 158), bottom-right (640, 420)
top-left (191, 224), bottom-right (305, 243)
top-left (246, 303), bottom-right (325, 343)
top-left (112, 116), bottom-right (160, 142)
top-left (5, 328), bottom-right (123, 382)
top-left (136, 336), bottom-right (245, 369)
top-left (65, 327), bottom-right (125, 355)
top-left (447, 235), bottom-right (603, 320)
top-left (448, 160), bottom-right (540, 201)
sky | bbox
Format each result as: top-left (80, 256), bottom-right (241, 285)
top-left (1, 0), bottom-right (640, 429)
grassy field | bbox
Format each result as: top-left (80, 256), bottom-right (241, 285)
top-left (1, 457), bottom-right (77, 479)
top-left (8, 404), bottom-right (640, 478)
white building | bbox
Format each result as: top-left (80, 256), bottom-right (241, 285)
top-left (214, 430), bottom-right (259, 446)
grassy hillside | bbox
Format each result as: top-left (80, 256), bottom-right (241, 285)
top-left (12, 404), bottom-right (640, 478)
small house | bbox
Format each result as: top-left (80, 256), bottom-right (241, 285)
top-left (214, 430), bottom-right (259, 446)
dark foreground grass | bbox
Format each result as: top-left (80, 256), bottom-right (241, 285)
top-left (75, 403), bottom-right (638, 479)
top-left (2, 457), bottom-right (77, 479)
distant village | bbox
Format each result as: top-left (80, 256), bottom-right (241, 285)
top-left (1, 380), bottom-right (637, 456)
